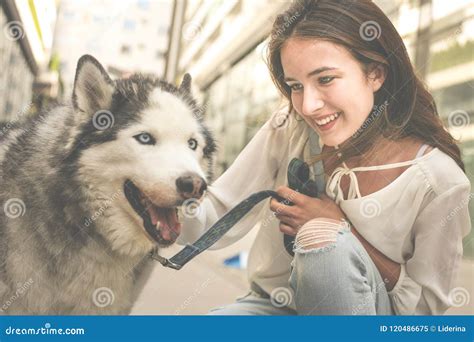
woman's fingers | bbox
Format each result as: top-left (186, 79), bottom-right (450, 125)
top-left (275, 186), bottom-right (304, 206)
top-left (279, 222), bottom-right (297, 236)
top-left (269, 198), bottom-right (295, 217)
top-left (276, 213), bottom-right (301, 236)
top-left (270, 197), bottom-right (301, 235)
top-left (275, 213), bottom-right (298, 227)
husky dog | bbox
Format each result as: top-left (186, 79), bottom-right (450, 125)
top-left (0, 55), bottom-right (216, 314)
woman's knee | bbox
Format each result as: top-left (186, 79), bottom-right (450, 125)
top-left (293, 218), bottom-right (354, 255)
top-left (289, 219), bottom-right (389, 314)
top-left (290, 218), bottom-right (368, 283)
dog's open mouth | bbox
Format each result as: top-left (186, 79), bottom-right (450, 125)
top-left (124, 180), bottom-right (181, 246)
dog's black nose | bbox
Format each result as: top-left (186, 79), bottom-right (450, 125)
top-left (176, 173), bottom-right (207, 199)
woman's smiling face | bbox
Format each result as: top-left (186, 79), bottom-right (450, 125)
top-left (281, 38), bottom-right (385, 146)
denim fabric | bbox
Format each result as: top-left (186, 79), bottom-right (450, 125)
top-left (209, 228), bottom-right (393, 315)
top-left (208, 291), bottom-right (296, 315)
top-left (289, 227), bottom-right (393, 315)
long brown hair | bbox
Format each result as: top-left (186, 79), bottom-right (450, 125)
top-left (267, 0), bottom-right (464, 171)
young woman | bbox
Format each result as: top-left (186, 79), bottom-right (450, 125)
top-left (178, 0), bottom-right (471, 315)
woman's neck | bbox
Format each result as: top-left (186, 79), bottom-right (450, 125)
top-left (323, 135), bottom-right (420, 171)
top-left (346, 136), bottom-right (395, 167)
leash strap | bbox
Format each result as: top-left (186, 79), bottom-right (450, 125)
top-left (153, 128), bottom-right (326, 270)
top-left (151, 190), bottom-right (284, 270)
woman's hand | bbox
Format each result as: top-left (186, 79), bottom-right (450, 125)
top-left (269, 186), bottom-right (346, 236)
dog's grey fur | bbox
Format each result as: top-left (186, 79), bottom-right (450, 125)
top-left (0, 55), bottom-right (216, 314)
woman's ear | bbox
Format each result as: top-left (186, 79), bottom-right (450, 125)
top-left (367, 63), bottom-right (387, 93)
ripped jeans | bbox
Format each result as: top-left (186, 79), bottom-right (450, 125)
top-left (209, 218), bottom-right (393, 315)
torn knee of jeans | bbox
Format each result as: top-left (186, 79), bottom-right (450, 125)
top-left (294, 218), bottom-right (349, 252)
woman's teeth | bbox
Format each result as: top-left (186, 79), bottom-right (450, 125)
top-left (315, 112), bottom-right (341, 126)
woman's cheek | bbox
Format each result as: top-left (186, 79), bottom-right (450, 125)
top-left (291, 93), bottom-right (302, 113)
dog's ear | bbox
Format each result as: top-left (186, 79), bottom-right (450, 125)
top-left (72, 55), bottom-right (114, 114)
top-left (178, 73), bottom-right (192, 94)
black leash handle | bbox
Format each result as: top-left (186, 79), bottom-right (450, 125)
top-left (283, 158), bottom-right (319, 255)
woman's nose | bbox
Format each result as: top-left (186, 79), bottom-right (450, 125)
top-left (302, 88), bottom-right (324, 117)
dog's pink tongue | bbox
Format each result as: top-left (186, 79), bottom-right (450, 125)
top-left (147, 206), bottom-right (181, 241)
top-left (161, 209), bottom-right (181, 241)
top-left (166, 209), bottom-right (181, 236)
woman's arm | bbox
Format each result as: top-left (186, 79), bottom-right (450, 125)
top-left (350, 226), bottom-right (401, 291)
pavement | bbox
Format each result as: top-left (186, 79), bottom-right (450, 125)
top-left (131, 228), bottom-right (473, 315)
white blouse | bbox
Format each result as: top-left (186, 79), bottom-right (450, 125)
top-left (178, 110), bottom-right (472, 315)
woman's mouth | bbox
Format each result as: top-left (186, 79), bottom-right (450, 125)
top-left (314, 112), bottom-right (341, 131)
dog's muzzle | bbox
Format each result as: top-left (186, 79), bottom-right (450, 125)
top-left (124, 180), bottom-right (182, 246)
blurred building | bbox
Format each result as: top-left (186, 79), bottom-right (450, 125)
top-left (52, 0), bottom-right (173, 97)
top-left (0, 0), bottom-right (57, 121)
top-left (175, 0), bottom-right (287, 171)
top-left (171, 0), bottom-right (473, 256)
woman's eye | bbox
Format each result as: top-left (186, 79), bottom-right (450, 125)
top-left (188, 138), bottom-right (198, 150)
top-left (319, 76), bottom-right (335, 85)
top-left (289, 84), bottom-right (303, 91)
top-left (134, 132), bottom-right (156, 145)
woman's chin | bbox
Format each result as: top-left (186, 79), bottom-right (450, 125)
top-left (320, 136), bottom-right (344, 147)
top-left (320, 133), bottom-right (353, 147)
top-left (310, 119), bottom-right (355, 147)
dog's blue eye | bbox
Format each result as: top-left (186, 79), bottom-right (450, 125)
top-left (188, 138), bottom-right (198, 150)
top-left (134, 133), bottom-right (155, 145)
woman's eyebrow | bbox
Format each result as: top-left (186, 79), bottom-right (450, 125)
top-left (284, 66), bottom-right (338, 81)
